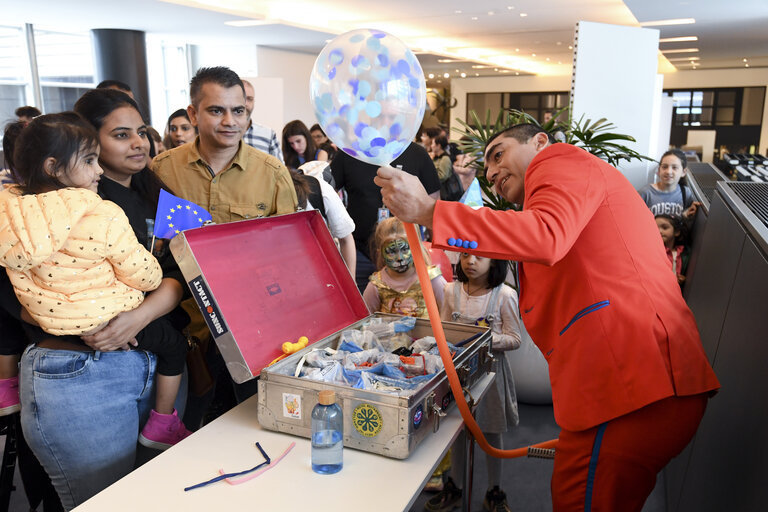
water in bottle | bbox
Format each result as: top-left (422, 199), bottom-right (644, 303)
top-left (311, 390), bottom-right (343, 474)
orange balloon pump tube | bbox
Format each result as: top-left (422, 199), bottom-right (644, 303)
top-left (403, 222), bottom-right (558, 459)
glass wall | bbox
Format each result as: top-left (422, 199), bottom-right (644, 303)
top-left (0, 25), bottom-right (29, 124)
top-left (466, 91), bottom-right (569, 126)
top-left (0, 24), bottom-right (96, 125)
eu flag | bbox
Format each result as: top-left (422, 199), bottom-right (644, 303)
top-left (153, 189), bottom-right (212, 239)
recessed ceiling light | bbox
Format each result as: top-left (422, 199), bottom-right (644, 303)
top-left (443, 73), bottom-right (450, 78)
top-left (660, 48), bottom-right (699, 54)
top-left (471, 16), bottom-right (478, 20)
top-left (475, 73), bottom-right (479, 76)
top-left (507, 5), bottom-right (514, 10)
top-left (488, 11), bottom-right (495, 16)
top-left (428, 73), bottom-right (434, 79)
top-left (461, 72), bottom-right (467, 77)
top-left (556, 41), bottom-right (562, 46)
top-left (454, 10), bottom-right (462, 14)
top-left (746, 64), bottom-right (750, 68)
top-left (494, 68), bottom-right (499, 71)
top-left (515, 72), bottom-right (519, 75)
top-left (531, 53), bottom-right (536, 57)
top-left (639, 18), bottom-right (696, 27)
top-left (743, 58), bottom-right (748, 62)
top-left (455, 69), bottom-right (460, 72)
top-left (546, 57), bottom-right (550, 61)
top-left (568, 45), bottom-right (573, 50)
top-left (224, 19), bottom-right (270, 27)
top-left (659, 36), bottom-right (698, 43)
top-left (437, 79), bottom-right (442, 83)
top-left (520, 13), bottom-right (527, 17)
top-left (515, 48), bottom-right (520, 52)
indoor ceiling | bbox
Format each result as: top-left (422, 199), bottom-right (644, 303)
top-left (3, 0), bottom-right (767, 88)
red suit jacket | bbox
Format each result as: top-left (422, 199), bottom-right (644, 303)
top-left (432, 144), bottom-right (719, 431)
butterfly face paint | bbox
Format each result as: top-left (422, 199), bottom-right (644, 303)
top-left (382, 238), bottom-right (412, 273)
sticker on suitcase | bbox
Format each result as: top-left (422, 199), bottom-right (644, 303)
top-left (188, 276), bottom-right (229, 336)
top-left (282, 393), bottom-right (302, 420)
top-left (353, 403), bottom-right (383, 437)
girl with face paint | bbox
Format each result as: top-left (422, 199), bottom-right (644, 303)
top-left (362, 218), bottom-right (447, 318)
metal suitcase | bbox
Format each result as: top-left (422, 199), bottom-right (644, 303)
top-left (170, 211), bottom-right (492, 459)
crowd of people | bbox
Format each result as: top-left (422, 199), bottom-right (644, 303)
top-left (0, 64), bottom-right (715, 512)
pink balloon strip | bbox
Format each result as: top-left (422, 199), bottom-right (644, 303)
top-left (218, 442), bottom-right (296, 485)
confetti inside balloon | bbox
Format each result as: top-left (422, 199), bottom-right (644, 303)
top-left (310, 29), bottom-right (426, 166)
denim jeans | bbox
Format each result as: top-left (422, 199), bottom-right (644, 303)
top-left (20, 347), bottom-right (158, 511)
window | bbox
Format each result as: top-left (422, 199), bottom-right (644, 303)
top-left (0, 25), bottom-right (29, 123)
top-left (508, 92), bottom-right (568, 123)
top-left (665, 87), bottom-right (765, 153)
top-left (33, 28), bottom-right (96, 113)
top-left (466, 91), bottom-right (569, 126)
top-left (668, 87), bottom-right (749, 127)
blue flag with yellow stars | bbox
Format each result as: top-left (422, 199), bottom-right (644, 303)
top-left (153, 189), bottom-right (212, 239)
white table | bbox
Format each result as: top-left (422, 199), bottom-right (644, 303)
top-left (74, 373), bottom-right (495, 512)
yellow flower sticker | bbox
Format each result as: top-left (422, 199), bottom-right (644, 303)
top-left (352, 403), bottom-right (383, 437)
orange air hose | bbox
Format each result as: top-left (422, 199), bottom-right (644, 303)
top-left (404, 222), bottom-right (558, 458)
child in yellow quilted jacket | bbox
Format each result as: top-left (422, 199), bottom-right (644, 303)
top-left (0, 113), bottom-right (191, 448)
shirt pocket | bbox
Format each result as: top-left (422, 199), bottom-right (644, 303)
top-left (228, 203), bottom-right (267, 222)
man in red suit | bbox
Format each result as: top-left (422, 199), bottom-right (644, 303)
top-left (375, 124), bottom-right (719, 511)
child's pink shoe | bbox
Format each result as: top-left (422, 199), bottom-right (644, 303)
top-left (0, 377), bottom-right (20, 416)
top-left (139, 409), bottom-right (192, 450)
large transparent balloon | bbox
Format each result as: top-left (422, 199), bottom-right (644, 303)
top-left (310, 29), bottom-right (426, 166)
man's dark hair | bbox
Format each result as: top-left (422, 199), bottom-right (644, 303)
top-left (14, 106), bottom-right (42, 119)
top-left (424, 127), bottom-right (441, 139)
top-left (96, 79), bottom-right (132, 93)
top-left (455, 257), bottom-right (508, 289)
top-left (485, 123), bottom-right (556, 150)
top-left (189, 67), bottom-right (244, 107)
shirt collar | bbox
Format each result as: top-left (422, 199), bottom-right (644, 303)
top-left (186, 137), bottom-right (246, 173)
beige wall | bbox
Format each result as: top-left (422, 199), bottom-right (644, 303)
top-left (255, 47), bottom-right (318, 133)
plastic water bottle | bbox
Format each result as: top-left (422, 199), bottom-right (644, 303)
top-left (311, 390), bottom-right (343, 474)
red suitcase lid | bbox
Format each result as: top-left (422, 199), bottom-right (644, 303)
top-left (182, 211), bottom-right (369, 376)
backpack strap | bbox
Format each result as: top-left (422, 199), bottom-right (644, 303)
top-left (451, 282), bottom-right (461, 321)
top-left (483, 285), bottom-right (502, 327)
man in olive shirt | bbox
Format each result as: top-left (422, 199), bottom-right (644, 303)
top-left (152, 66), bottom-right (297, 222)
top-left (152, 67), bottom-right (297, 428)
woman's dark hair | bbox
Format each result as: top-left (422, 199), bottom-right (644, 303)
top-left (655, 213), bottom-right (689, 247)
top-left (282, 119), bottom-right (317, 170)
top-left (309, 124), bottom-right (326, 136)
top-left (167, 108), bottom-right (190, 124)
top-left (96, 79), bottom-right (132, 94)
top-left (434, 135), bottom-right (449, 150)
top-left (455, 257), bottom-right (508, 289)
top-left (289, 169), bottom-right (311, 209)
top-left (11, 113), bottom-right (99, 195)
top-left (74, 88), bottom-right (171, 208)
